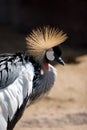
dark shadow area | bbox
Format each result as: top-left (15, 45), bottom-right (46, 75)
top-left (61, 46), bottom-right (87, 64)
top-left (0, 0), bottom-right (87, 64)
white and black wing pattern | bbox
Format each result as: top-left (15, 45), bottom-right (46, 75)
top-left (0, 53), bottom-right (30, 89)
top-left (0, 53), bottom-right (36, 130)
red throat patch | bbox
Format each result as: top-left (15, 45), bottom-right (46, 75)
top-left (45, 63), bottom-right (50, 70)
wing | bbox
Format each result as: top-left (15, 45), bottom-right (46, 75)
top-left (0, 53), bottom-right (30, 89)
top-left (0, 53), bottom-right (41, 129)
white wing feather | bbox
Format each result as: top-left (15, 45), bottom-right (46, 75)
top-left (0, 63), bottom-right (34, 129)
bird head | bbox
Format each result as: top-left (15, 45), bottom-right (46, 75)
top-left (26, 26), bottom-right (67, 65)
top-left (45, 46), bottom-right (65, 65)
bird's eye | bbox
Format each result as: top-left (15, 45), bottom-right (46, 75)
top-left (46, 50), bottom-right (55, 61)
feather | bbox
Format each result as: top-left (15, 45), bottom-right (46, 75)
top-left (26, 26), bottom-right (67, 61)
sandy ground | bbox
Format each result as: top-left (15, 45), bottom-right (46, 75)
top-left (0, 27), bottom-right (87, 130)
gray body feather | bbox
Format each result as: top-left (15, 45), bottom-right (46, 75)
top-left (30, 64), bottom-right (57, 102)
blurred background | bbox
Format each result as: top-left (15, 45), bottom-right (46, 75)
top-left (0, 0), bottom-right (87, 130)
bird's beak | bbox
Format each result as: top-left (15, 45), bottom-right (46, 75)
top-left (57, 57), bottom-right (65, 65)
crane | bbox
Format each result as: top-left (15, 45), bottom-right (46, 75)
top-left (0, 26), bottom-right (67, 130)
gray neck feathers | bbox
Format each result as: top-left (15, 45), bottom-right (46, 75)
top-left (30, 63), bottom-right (57, 102)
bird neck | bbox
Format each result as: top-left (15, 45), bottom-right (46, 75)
top-left (30, 60), bottom-right (57, 102)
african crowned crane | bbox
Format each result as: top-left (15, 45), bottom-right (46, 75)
top-left (0, 26), bottom-right (67, 130)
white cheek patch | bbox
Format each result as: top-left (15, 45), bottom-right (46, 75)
top-left (46, 50), bottom-right (55, 61)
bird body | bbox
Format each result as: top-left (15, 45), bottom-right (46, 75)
top-left (0, 53), bottom-right (56, 130)
top-left (0, 26), bottom-right (67, 130)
